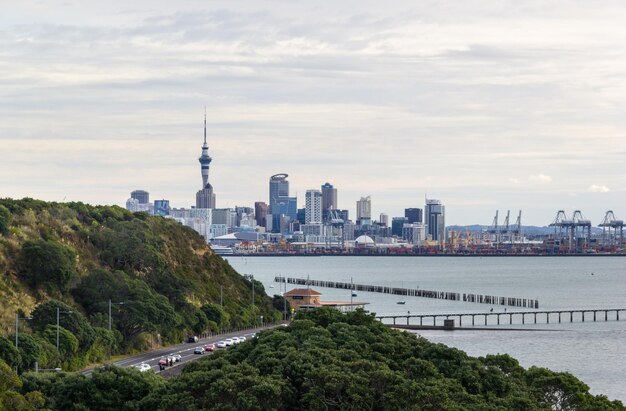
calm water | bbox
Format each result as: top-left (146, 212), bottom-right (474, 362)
top-left (226, 256), bottom-right (626, 402)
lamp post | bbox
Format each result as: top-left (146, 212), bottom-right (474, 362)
top-left (108, 299), bottom-right (124, 331)
top-left (56, 307), bottom-right (73, 352)
top-left (15, 313), bottom-right (33, 372)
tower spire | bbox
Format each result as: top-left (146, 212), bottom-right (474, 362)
top-left (203, 106), bottom-right (207, 145)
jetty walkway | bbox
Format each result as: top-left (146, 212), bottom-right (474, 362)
top-left (376, 308), bottom-right (625, 327)
top-left (275, 276), bottom-right (539, 308)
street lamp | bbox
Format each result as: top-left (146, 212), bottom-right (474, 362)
top-left (56, 307), bottom-right (73, 352)
top-left (108, 299), bottom-right (124, 331)
top-left (15, 313), bottom-right (33, 372)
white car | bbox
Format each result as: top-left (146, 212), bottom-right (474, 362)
top-left (239, 336), bottom-right (246, 342)
top-left (216, 341), bottom-right (227, 348)
top-left (231, 337), bottom-right (240, 344)
top-left (171, 354), bottom-right (182, 362)
top-left (135, 363), bottom-right (151, 372)
top-left (224, 338), bottom-right (234, 346)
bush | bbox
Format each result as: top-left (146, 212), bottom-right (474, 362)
top-left (0, 336), bottom-right (21, 368)
top-left (0, 204), bottom-right (11, 235)
top-left (19, 240), bottom-right (76, 293)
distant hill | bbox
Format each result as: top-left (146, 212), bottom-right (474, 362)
top-left (0, 198), bottom-right (279, 371)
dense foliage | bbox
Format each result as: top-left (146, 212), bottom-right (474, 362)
top-left (14, 309), bottom-right (624, 410)
top-left (0, 198), bottom-right (278, 373)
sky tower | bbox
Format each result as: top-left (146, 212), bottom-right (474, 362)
top-left (196, 109), bottom-right (216, 208)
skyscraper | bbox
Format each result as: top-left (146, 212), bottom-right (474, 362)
top-left (196, 111), bottom-right (216, 209)
top-left (392, 217), bottom-right (409, 237)
top-left (405, 208), bottom-right (423, 224)
top-left (305, 190), bottom-right (322, 224)
top-left (131, 190), bottom-right (149, 205)
top-left (425, 198), bottom-right (445, 242)
top-left (254, 202), bottom-right (268, 229)
top-left (154, 199), bottom-right (170, 216)
top-left (356, 196), bottom-right (371, 221)
top-left (379, 213), bottom-right (389, 226)
top-left (321, 182), bottom-right (337, 222)
top-left (269, 173), bottom-right (297, 233)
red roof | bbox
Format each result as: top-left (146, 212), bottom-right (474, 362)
top-left (284, 288), bottom-right (322, 297)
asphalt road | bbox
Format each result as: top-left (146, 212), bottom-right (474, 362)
top-left (82, 324), bottom-right (283, 377)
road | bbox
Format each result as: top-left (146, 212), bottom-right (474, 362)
top-left (82, 324), bottom-right (283, 377)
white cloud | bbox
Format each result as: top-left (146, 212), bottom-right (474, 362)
top-left (588, 184), bottom-right (610, 193)
top-left (529, 174), bottom-right (553, 183)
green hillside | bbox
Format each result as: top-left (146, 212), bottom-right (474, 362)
top-left (0, 198), bottom-right (279, 372)
top-left (4, 308), bottom-right (623, 410)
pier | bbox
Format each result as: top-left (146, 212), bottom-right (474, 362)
top-left (275, 276), bottom-right (539, 308)
top-left (376, 308), bottom-right (625, 327)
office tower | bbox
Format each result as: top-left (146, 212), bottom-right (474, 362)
top-left (126, 197), bottom-right (140, 212)
top-left (269, 173), bottom-right (296, 232)
top-left (305, 190), bottom-right (323, 224)
top-left (402, 223), bottom-right (426, 244)
top-left (234, 206), bottom-right (253, 227)
top-left (297, 208), bottom-right (306, 224)
top-left (196, 111), bottom-right (216, 209)
top-left (379, 213), bottom-right (389, 226)
top-left (339, 210), bottom-right (349, 222)
top-left (425, 198), bottom-right (445, 241)
top-left (356, 196), bottom-right (371, 221)
top-left (392, 217), bottom-right (408, 237)
top-left (154, 199), bottom-right (170, 216)
top-left (131, 190), bottom-right (149, 205)
top-left (321, 182), bottom-right (337, 222)
top-left (254, 202), bottom-right (268, 228)
top-left (405, 208), bottom-right (423, 224)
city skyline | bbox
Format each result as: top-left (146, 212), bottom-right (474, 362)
top-left (2, 1), bottom-right (625, 226)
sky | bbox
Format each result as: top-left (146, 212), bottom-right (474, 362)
top-left (1, 0), bottom-right (625, 226)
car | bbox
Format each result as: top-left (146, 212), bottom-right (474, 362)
top-left (167, 355), bottom-right (177, 364)
top-left (135, 363), bottom-right (151, 372)
top-left (231, 337), bottom-right (240, 344)
top-left (216, 341), bottom-right (227, 348)
top-left (171, 354), bottom-right (182, 362)
top-left (239, 336), bottom-right (246, 342)
top-left (187, 336), bottom-right (199, 343)
top-left (158, 358), bottom-right (168, 366)
top-left (224, 338), bottom-right (234, 346)
top-left (251, 333), bottom-right (256, 339)
top-left (194, 347), bottom-right (205, 354)
top-left (204, 344), bottom-right (216, 352)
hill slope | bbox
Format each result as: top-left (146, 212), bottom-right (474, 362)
top-left (0, 198), bottom-right (279, 371)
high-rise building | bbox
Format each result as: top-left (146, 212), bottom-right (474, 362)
top-left (391, 217), bottom-right (408, 237)
top-left (356, 196), bottom-right (371, 221)
top-left (297, 208), bottom-right (306, 224)
top-left (405, 208), bottom-right (423, 224)
top-left (254, 202), bottom-right (268, 228)
top-left (321, 182), bottom-right (337, 222)
top-left (234, 206), bottom-right (253, 227)
top-left (154, 199), bottom-right (170, 216)
top-left (269, 174), bottom-right (296, 233)
top-left (196, 111), bottom-right (216, 209)
top-left (305, 190), bottom-right (322, 224)
top-left (126, 197), bottom-right (140, 212)
top-left (131, 190), bottom-right (149, 205)
top-left (402, 223), bottom-right (426, 245)
top-left (379, 213), bottom-right (389, 226)
top-left (425, 199), bottom-right (445, 241)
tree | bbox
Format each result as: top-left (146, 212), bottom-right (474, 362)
top-left (30, 300), bottom-right (96, 349)
top-left (42, 325), bottom-right (79, 356)
top-left (19, 239), bottom-right (76, 293)
top-left (0, 204), bottom-right (11, 235)
top-left (0, 335), bottom-right (21, 368)
top-left (200, 303), bottom-right (230, 329)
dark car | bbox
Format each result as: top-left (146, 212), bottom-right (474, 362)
top-left (187, 336), bottom-right (199, 343)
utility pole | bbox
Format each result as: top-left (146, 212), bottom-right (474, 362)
top-left (56, 307), bottom-right (72, 352)
top-left (108, 299), bottom-right (124, 332)
top-left (283, 277), bottom-right (287, 321)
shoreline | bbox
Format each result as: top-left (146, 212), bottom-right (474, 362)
top-left (228, 253), bottom-right (626, 258)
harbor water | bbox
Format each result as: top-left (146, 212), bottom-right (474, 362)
top-left (226, 256), bottom-right (626, 402)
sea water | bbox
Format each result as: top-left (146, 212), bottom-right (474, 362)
top-left (226, 256), bottom-right (626, 402)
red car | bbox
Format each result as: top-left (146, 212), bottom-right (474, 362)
top-left (158, 358), bottom-right (168, 366)
top-left (204, 344), bottom-right (216, 352)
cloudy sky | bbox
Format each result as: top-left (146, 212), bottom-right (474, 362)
top-left (1, 1), bottom-right (625, 225)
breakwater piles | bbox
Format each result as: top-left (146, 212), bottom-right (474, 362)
top-left (275, 276), bottom-right (539, 308)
